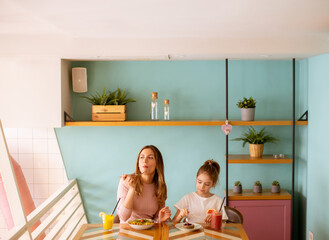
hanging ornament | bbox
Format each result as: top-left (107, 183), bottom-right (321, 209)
top-left (221, 120), bottom-right (232, 135)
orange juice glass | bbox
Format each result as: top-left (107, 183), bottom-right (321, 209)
top-left (211, 211), bottom-right (222, 230)
top-left (102, 214), bottom-right (114, 230)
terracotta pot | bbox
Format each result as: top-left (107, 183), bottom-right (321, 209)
top-left (249, 144), bottom-right (264, 158)
top-left (253, 185), bottom-right (262, 193)
top-left (241, 108), bottom-right (255, 121)
top-left (233, 185), bottom-right (242, 193)
top-left (271, 185), bottom-right (280, 193)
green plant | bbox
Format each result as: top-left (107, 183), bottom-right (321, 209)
top-left (82, 87), bottom-right (136, 105)
top-left (254, 180), bottom-right (262, 186)
top-left (236, 97), bottom-right (256, 108)
top-left (272, 180), bottom-right (280, 186)
top-left (234, 181), bottom-right (242, 186)
top-left (231, 126), bottom-right (279, 147)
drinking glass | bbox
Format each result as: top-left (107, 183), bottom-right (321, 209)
top-left (102, 214), bottom-right (114, 230)
top-left (211, 211), bottom-right (222, 230)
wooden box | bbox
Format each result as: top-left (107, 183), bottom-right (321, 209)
top-left (92, 105), bottom-right (126, 121)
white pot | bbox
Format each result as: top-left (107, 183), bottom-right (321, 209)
top-left (241, 108), bottom-right (255, 121)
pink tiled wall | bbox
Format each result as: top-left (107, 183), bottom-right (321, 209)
top-left (0, 128), bottom-right (68, 238)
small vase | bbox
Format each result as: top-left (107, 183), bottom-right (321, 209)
top-left (253, 185), bottom-right (262, 193)
top-left (233, 185), bottom-right (242, 193)
top-left (271, 185), bottom-right (280, 193)
top-left (241, 108), bottom-right (255, 121)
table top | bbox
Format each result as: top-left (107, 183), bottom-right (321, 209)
top-left (73, 222), bottom-right (249, 240)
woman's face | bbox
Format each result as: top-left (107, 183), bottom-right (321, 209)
top-left (196, 173), bottom-right (214, 197)
top-left (138, 148), bottom-right (157, 176)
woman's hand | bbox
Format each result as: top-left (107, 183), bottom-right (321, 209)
top-left (204, 214), bottom-right (212, 224)
top-left (179, 208), bottom-right (189, 219)
top-left (159, 206), bottom-right (171, 222)
top-left (122, 174), bottom-right (136, 190)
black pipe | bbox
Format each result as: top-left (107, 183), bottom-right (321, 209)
top-left (291, 58), bottom-right (296, 240)
top-left (225, 59), bottom-right (229, 206)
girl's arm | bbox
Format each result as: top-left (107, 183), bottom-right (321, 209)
top-left (172, 208), bottom-right (189, 223)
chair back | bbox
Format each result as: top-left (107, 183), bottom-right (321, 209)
top-left (224, 206), bottom-right (244, 224)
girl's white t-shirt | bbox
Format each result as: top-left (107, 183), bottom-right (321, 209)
top-left (174, 192), bottom-right (227, 223)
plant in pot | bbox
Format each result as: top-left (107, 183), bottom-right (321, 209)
top-left (82, 88), bottom-right (136, 121)
top-left (271, 180), bottom-right (281, 193)
top-left (233, 181), bottom-right (242, 193)
top-left (236, 96), bottom-right (256, 121)
top-left (253, 180), bottom-right (262, 193)
top-left (232, 126), bottom-right (279, 158)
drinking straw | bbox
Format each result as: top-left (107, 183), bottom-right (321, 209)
top-left (219, 196), bottom-right (226, 213)
top-left (111, 198), bottom-right (121, 215)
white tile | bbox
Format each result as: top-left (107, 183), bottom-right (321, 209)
top-left (49, 169), bottom-right (63, 184)
top-left (4, 128), bottom-right (18, 139)
top-left (18, 139), bottom-right (33, 153)
top-left (7, 139), bottom-right (18, 154)
top-left (19, 154), bottom-right (34, 168)
top-left (49, 183), bottom-right (65, 196)
top-left (34, 197), bottom-right (47, 207)
top-left (63, 169), bottom-right (69, 182)
top-left (49, 154), bottom-right (64, 169)
top-left (34, 154), bottom-right (48, 168)
top-left (22, 169), bottom-right (34, 184)
top-left (33, 139), bottom-right (48, 154)
top-left (18, 128), bottom-right (33, 139)
top-left (48, 139), bottom-right (60, 154)
top-left (0, 229), bottom-right (9, 239)
top-left (28, 184), bottom-right (34, 198)
top-left (34, 169), bottom-right (49, 183)
top-left (47, 128), bottom-right (57, 139)
top-left (11, 153), bottom-right (19, 162)
top-left (33, 128), bottom-right (48, 139)
top-left (34, 184), bottom-right (49, 198)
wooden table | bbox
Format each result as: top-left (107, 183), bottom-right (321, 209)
top-left (73, 222), bottom-right (249, 240)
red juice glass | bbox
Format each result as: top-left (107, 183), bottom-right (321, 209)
top-left (211, 211), bottom-right (222, 230)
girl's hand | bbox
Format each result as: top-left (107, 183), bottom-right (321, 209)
top-left (122, 174), bottom-right (136, 190)
top-left (204, 214), bottom-right (212, 224)
top-left (159, 206), bottom-right (171, 222)
top-left (179, 208), bottom-right (189, 219)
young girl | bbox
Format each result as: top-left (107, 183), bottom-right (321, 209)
top-left (173, 160), bottom-right (227, 223)
top-left (117, 145), bottom-right (171, 223)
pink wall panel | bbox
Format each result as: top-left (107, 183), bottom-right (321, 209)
top-left (229, 200), bottom-right (291, 240)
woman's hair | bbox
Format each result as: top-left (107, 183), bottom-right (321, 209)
top-left (134, 145), bottom-right (167, 206)
top-left (196, 160), bottom-right (220, 186)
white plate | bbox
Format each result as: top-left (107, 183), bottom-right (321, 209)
top-left (175, 222), bottom-right (202, 231)
top-left (128, 219), bottom-right (155, 230)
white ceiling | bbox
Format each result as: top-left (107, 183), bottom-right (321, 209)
top-left (1, 0), bottom-right (329, 59)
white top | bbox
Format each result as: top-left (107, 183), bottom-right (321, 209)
top-left (174, 192), bottom-right (227, 223)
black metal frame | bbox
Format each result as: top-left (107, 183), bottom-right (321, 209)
top-left (224, 59), bottom-right (296, 239)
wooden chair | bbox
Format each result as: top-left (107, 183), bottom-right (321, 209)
top-left (224, 206), bottom-right (244, 224)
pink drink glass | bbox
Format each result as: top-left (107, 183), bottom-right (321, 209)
top-left (211, 211), bottom-right (222, 230)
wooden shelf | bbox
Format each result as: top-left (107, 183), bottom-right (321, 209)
top-left (228, 189), bottom-right (291, 200)
top-left (65, 120), bottom-right (308, 127)
top-left (226, 154), bottom-right (292, 164)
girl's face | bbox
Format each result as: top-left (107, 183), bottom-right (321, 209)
top-left (138, 148), bottom-right (157, 176)
top-left (196, 173), bottom-right (214, 197)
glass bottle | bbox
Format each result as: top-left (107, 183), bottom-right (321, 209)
top-left (164, 99), bottom-right (170, 120)
top-left (151, 92), bottom-right (159, 120)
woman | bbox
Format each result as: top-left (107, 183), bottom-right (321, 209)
top-left (117, 145), bottom-right (171, 223)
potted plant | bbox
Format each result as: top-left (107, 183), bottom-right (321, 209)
top-left (82, 88), bottom-right (136, 121)
top-left (232, 126), bottom-right (279, 158)
top-left (271, 180), bottom-right (281, 193)
top-left (233, 181), bottom-right (242, 193)
top-left (236, 97), bottom-right (256, 121)
top-left (253, 180), bottom-right (262, 193)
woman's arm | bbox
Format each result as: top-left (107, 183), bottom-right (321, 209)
top-left (116, 175), bottom-right (136, 221)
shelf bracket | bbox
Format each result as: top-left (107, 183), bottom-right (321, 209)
top-left (64, 111), bottom-right (74, 123)
top-left (298, 110), bottom-right (308, 121)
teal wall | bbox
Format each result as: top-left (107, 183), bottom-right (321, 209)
top-left (307, 54), bottom-right (329, 240)
top-left (56, 60), bottom-right (308, 230)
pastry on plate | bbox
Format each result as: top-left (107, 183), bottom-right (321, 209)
top-left (183, 222), bottom-right (194, 229)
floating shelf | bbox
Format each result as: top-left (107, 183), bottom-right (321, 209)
top-left (227, 189), bottom-right (291, 200)
top-left (65, 120), bottom-right (308, 127)
top-left (226, 154), bottom-right (292, 164)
